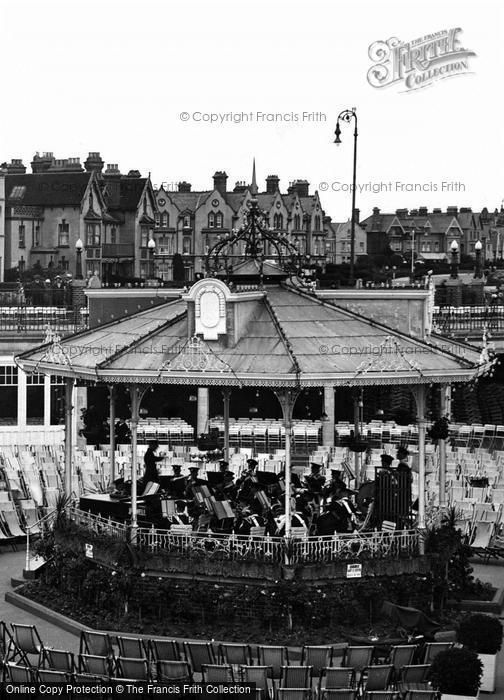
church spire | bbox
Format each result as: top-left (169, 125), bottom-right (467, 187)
top-left (250, 158), bottom-right (258, 196)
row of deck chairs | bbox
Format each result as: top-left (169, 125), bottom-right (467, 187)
top-left (0, 494), bottom-right (39, 548)
top-left (0, 623), bottom-right (449, 699)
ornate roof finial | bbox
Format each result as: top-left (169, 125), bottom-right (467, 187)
top-left (250, 158), bottom-right (258, 196)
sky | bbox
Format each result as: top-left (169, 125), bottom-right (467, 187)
top-left (2, 0), bottom-right (502, 222)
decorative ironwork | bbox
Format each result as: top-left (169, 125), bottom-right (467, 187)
top-left (35, 325), bottom-right (74, 369)
top-left (160, 335), bottom-right (234, 374)
top-left (353, 335), bottom-right (424, 379)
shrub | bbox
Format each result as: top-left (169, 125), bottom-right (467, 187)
top-left (428, 647), bottom-right (482, 696)
top-left (458, 613), bottom-right (503, 654)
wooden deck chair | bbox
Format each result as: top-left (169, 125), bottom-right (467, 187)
top-left (3, 662), bottom-right (34, 683)
top-left (219, 643), bottom-right (252, 667)
top-left (397, 665), bottom-right (431, 694)
top-left (257, 645), bottom-right (289, 680)
top-left (156, 660), bottom-right (192, 682)
top-left (344, 646), bottom-right (373, 673)
top-left (201, 664), bottom-right (235, 682)
top-left (79, 630), bottom-right (114, 657)
top-left (276, 690), bottom-right (313, 700)
top-left (359, 665), bottom-right (393, 693)
top-left (9, 623), bottom-right (44, 666)
top-left (150, 638), bottom-right (180, 662)
top-left (320, 692), bottom-right (357, 700)
top-left (301, 646), bottom-right (333, 678)
top-left (0, 503), bottom-right (26, 537)
top-left (280, 665), bottom-right (312, 689)
top-left (469, 521), bottom-right (495, 561)
top-left (116, 635), bottom-right (149, 660)
top-left (404, 692), bottom-right (438, 700)
top-left (387, 645), bottom-right (417, 681)
top-left (422, 642), bottom-right (454, 665)
top-left (183, 641), bottom-right (215, 673)
top-left (43, 648), bottom-right (76, 673)
top-left (78, 654), bottom-right (113, 678)
top-left (19, 500), bottom-right (40, 533)
top-left (240, 665), bottom-right (273, 700)
top-left (116, 656), bottom-right (150, 681)
top-left (319, 667), bottom-right (356, 691)
top-left (37, 668), bottom-right (70, 683)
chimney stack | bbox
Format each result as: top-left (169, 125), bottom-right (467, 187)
top-left (213, 171), bottom-right (228, 195)
top-left (353, 208), bottom-right (360, 224)
top-left (266, 175), bottom-right (280, 194)
top-left (178, 181), bottom-right (192, 193)
top-left (289, 179), bottom-right (309, 198)
top-left (418, 206), bottom-right (428, 216)
top-left (84, 152), bottom-right (104, 173)
top-left (6, 159), bottom-right (26, 174)
top-left (31, 152), bottom-right (54, 173)
top-left (103, 164), bottom-right (122, 206)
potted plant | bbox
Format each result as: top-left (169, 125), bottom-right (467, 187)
top-left (458, 613), bottom-right (503, 692)
top-left (428, 647), bottom-right (483, 699)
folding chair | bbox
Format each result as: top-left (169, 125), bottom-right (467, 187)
top-left (257, 645), bottom-right (288, 680)
top-left (150, 638), bottom-right (180, 661)
top-left (37, 668), bottom-right (71, 683)
top-left (359, 665), bottom-right (393, 694)
top-left (344, 646), bottom-right (373, 673)
top-left (201, 664), bottom-right (235, 682)
top-left (116, 656), bottom-right (150, 681)
top-left (116, 635), bottom-right (149, 660)
top-left (78, 653), bottom-right (113, 678)
top-left (301, 646), bottom-right (333, 677)
top-left (3, 662), bottom-right (34, 683)
top-left (241, 665), bottom-right (273, 700)
top-left (422, 642), bottom-right (453, 665)
top-left (276, 690), bottom-right (312, 700)
top-left (319, 667), bottom-right (356, 692)
top-left (219, 643), bottom-right (252, 667)
top-left (280, 665), bottom-right (312, 689)
top-left (156, 660), bottom-right (192, 682)
top-left (9, 623), bottom-right (44, 666)
top-left (319, 692), bottom-right (356, 700)
top-left (79, 630), bottom-right (114, 657)
top-left (387, 645), bottom-right (417, 681)
top-left (0, 621), bottom-right (15, 662)
top-left (43, 648), bottom-right (76, 673)
top-left (183, 641), bottom-right (215, 674)
top-left (397, 665), bottom-right (431, 695)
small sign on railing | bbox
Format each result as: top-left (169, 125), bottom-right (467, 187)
top-left (85, 543), bottom-right (94, 559)
top-left (346, 563), bottom-right (362, 579)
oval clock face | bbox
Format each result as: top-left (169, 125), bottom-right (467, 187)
top-left (212, 199), bottom-right (220, 207)
top-left (200, 290), bottom-right (220, 327)
top-left (158, 198), bottom-right (166, 206)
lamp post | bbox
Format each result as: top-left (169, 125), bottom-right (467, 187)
top-left (410, 228), bottom-right (416, 279)
top-left (450, 239), bottom-right (459, 279)
top-left (147, 237), bottom-right (156, 279)
top-left (474, 239), bottom-right (483, 279)
top-left (334, 107), bottom-right (358, 286)
top-left (75, 238), bottom-right (83, 280)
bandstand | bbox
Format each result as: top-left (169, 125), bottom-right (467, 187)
top-left (15, 189), bottom-right (492, 582)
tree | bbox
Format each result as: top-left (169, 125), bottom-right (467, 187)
top-left (172, 254), bottom-right (186, 283)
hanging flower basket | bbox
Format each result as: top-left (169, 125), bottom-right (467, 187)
top-left (349, 440), bottom-right (369, 453)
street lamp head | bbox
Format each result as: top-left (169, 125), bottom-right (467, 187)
top-left (475, 240), bottom-right (483, 251)
top-left (147, 237), bottom-right (156, 250)
top-left (334, 121), bottom-right (342, 145)
top-left (450, 240), bottom-right (459, 253)
top-left (75, 238), bottom-right (83, 251)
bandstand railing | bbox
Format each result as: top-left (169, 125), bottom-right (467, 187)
top-left (433, 305), bottom-right (504, 334)
top-left (67, 507), bottom-right (420, 565)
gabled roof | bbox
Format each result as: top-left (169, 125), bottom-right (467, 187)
top-left (116, 177), bottom-right (149, 211)
top-left (6, 172), bottom-right (91, 207)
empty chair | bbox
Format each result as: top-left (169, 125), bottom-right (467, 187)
top-left (359, 665), bottom-right (393, 694)
top-left (422, 642), bottom-right (453, 664)
top-left (276, 690), bottom-right (312, 700)
top-left (387, 645), bottom-right (417, 679)
top-left (361, 693), bottom-right (396, 700)
top-left (320, 692), bottom-right (356, 700)
top-left (404, 692), bottom-right (439, 700)
top-left (344, 647), bottom-right (373, 673)
top-left (219, 643), bottom-right (252, 667)
top-left (397, 665), bottom-right (431, 695)
top-left (9, 623), bottom-right (44, 666)
top-left (37, 669), bottom-right (70, 683)
top-left (80, 630), bottom-right (114, 657)
top-left (320, 667), bottom-right (356, 692)
top-left (331, 643), bottom-right (349, 667)
top-left (3, 662), bottom-right (34, 683)
top-left (79, 654), bottom-right (113, 678)
top-left (241, 665), bottom-right (273, 700)
top-left (156, 660), bottom-right (192, 682)
top-left (150, 638), bottom-right (180, 662)
top-left (183, 641), bottom-right (216, 674)
top-left (257, 645), bottom-right (288, 680)
top-left (201, 664), bottom-right (235, 682)
top-left (301, 646), bottom-right (333, 677)
top-left (116, 636), bottom-right (149, 660)
top-left (116, 657), bottom-right (150, 681)
top-left (280, 666), bottom-right (312, 689)
top-left (43, 648), bottom-right (76, 673)
top-left (74, 673), bottom-right (107, 685)
top-left (1, 503), bottom-right (26, 537)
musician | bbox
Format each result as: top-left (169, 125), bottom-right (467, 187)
top-left (168, 464), bottom-right (186, 499)
top-left (236, 459), bottom-right (258, 503)
top-left (142, 440), bottom-right (164, 485)
top-left (115, 417), bottom-right (131, 444)
top-left (323, 469), bottom-right (347, 501)
top-left (396, 446), bottom-right (412, 474)
top-left (273, 503), bottom-right (308, 536)
top-left (234, 504), bottom-right (265, 535)
top-left (328, 486), bottom-right (358, 533)
top-left (304, 463), bottom-right (326, 496)
top-left (380, 453), bottom-right (394, 471)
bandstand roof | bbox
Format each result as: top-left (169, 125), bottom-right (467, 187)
top-left (16, 282), bottom-right (488, 388)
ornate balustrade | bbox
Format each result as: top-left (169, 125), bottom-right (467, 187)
top-left (67, 507), bottom-right (420, 566)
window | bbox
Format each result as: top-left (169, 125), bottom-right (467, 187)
top-left (60, 256), bottom-right (69, 271)
top-left (34, 224), bottom-right (41, 247)
top-left (9, 185), bottom-right (26, 200)
top-left (273, 213), bottom-right (284, 229)
top-left (183, 215), bottom-right (191, 228)
top-left (58, 219), bottom-right (69, 246)
top-left (183, 237), bottom-right (191, 254)
top-left (18, 224), bottom-right (25, 248)
top-left (140, 226), bottom-right (150, 247)
top-left (18, 256), bottom-right (25, 272)
top-left (359, 241), bottom-right (364, 250)
top-left (314, 215), bottom-right (321, 231)
top-left (86, 223), bottom-right (100, 246)
top-left (293, 214), bottom-right (300, 230)
top-left (0, 366), bottom-right (18, 385)
top-left (208, 212), bottom-right (215, 228)
top-left (215, 213), bottom-right (223, 229)
top-left (110, 227), bottom-right (117, 244)
top-left (434, 241), bottom-right (440, 252)
top-left (162, 212), bottom-right (169, 227)
top-left (154, 213), bottom-right (160, 228)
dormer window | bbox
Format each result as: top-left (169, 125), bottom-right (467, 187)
top-left (273, 213), bottom-right (283, 229)
top-left (293, 214), bottom-right (300, 230)
top-left (314, 215), bottom-right (321, 231)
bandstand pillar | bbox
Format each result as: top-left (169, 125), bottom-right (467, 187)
top-left (222, 388), bottom-right (231, 462)
top-left (64, 377), bottom-right (75, 498)
top-left (438, 384), bottom-right (449, 508)
top-left (274, 388), bottom-right (300, 543)
top-left (109, 386), bottom-right (116, 484)
top-left (322, 386), bottom-right (335, 447)
top-left (197, 387), bottom-right (209, 436)
top-left (353, 389), bottom-right (363, 487)
top-left (413, 385), bottom-right (427, 555)
top-left (129, 384), bottom-right (141, 537)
